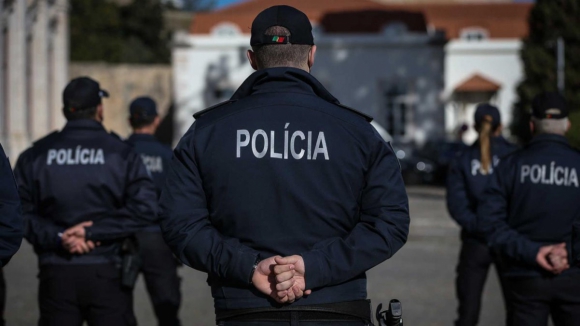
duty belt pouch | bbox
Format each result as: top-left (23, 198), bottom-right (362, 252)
top-left (120, 236), bottom-right (141, 289)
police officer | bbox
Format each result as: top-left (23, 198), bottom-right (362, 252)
top-left (446, 104), bottom-right (517, 326)
top-left (0, 143), bottom-right (23, 326)
top-left (126, 97), bottom-right (181, 326)
top-left (14, 77), bottom-right (158, 326)
top-left (159, 5), bottom-right (410, 325)
top-left (574, 218), bottom-right (580, 267)
top-left (478, 92), bottom-right (580, 326)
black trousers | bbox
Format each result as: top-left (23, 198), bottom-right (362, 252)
top-left (136, 231), bottom-right (182, 326)
top-left (505, 273), bottom-right (580, 326)
top-left (38, 264), bottom-right (136, 326)
top-left (455, 238), bottom-right (509, 326)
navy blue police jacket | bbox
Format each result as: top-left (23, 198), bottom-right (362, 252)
top-left (14, 119), bottom-right (158, 265)
top-left (126, 134), bottom-right (172, 232)
top-left (574, 217), bottom-right (580, 267)
top-left (159, 67), bottom-right (410, 310)
top-left (0, 143), bottom-right (23, 267)
top-left (447, 136), bottom-right (517, 241)
top-left (477, 134), bottom-right (580, 277)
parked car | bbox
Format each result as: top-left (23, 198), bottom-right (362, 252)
top-left (391, 142), bottom-right (438, 185)
top-left (420, 140), bottom-right (468, 184)
top-left (370, 122), bottom-right (438, 185)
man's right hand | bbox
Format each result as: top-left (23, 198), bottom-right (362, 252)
top-left (537, 243), bottom-right (569, 274)
top-left (274, 255), bottom-right (311, 303)
top-left (252, 256), bottom-right (296, 304)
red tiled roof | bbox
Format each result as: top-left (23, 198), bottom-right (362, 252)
top-left (191, 0), bottom-right (532, 39)
top-left (454, 73), bottom-right (502, 93)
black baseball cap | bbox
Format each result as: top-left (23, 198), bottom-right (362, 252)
top-left (531, 92), bottom-right (568, 119)
top-left (474, 103), bottom-right (501, 129)
top-left (129, 97), bottom-right (158, 121)
top-left (250, 5), bottom-right (314, 46)
top-left (63, 77), bottom-right (109, 111)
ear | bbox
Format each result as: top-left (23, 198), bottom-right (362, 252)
top-left (153, 116), bottom-right (161, 128)
top-left (308, 45), bottom-right (317, 69)
top-left (529, 120), bottom-right (535, 134)
top-left (247, 50), bottom-right (258, 70)
top-left (495, 124), bottom-right (504, 136)
top-left (567, 119), bottom-right (572, 133)
top-left (96, 104), bottom-right (104, 122)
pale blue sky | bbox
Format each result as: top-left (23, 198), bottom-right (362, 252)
top-left (216, 0), bottom-right (243, 8)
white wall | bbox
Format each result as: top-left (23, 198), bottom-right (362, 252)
top-left (172, 32), bottom-right (445, 145)
top-left (444, 40), bottom-right (523, 143)
top-left (172, 34), bottom-right (254, 140)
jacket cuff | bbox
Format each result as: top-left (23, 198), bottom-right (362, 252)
top-left (85, 226), bottom-right (94, 241)
top-left (524, 242), bottom-right (542, 266)
top-left (302, 251), bottom-right (325, 290)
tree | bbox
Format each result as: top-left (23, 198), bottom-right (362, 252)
top-left (70, 0), bottom-right (170, 64)
top-left (512, 0), bottom-right (580, 146)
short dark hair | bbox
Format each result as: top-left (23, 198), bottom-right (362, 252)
top-left (130, 117), bottom-right (156, 129)
top-left (251, 26), bottom-right (312, 69)
top-left (63, 106), bottom-right (98, 121)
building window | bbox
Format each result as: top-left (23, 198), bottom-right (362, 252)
top-left (211, 23), bottom-right (241, 37)
top-left (383, 85), bottom-right (408, 137)
top-left (382, 22), bottom-right (407, 38)
top-left (460, 27), bottom-right (489, 41)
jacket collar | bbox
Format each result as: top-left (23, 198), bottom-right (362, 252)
top-left (231, 67), bottom-right (340, 105)
top-left (529, 133), bottom-right (570, 146)
top-left (62, 119), bottom-right (105, 131)
top-left (128, 133), bottom-right (157, 142)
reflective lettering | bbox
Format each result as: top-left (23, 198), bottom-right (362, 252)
top-left (252, 130), bottom-right (268, 158)
top-left (236, 130), bottom-right (250, 158)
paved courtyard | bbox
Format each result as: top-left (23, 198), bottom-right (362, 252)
top-left (4, 186), bottom-right (507, 325)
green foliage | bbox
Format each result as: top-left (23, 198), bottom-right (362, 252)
top-left (70, 0), bottom-right (170, 64)
top-left (512, 0), bottom-right (580, 146)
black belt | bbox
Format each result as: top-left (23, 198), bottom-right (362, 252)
top-left (216, 300), bottom-right (372, 322)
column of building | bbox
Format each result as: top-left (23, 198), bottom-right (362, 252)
top-left (50, 0), bottom-right (68, 130)
top-left (31, 0), bottom-right (50, 141)
top-left (6, 0), bottom-right (29, 160)
top-left (0, 0), bottom-right (69, 159)
top-left (0, 0), bottom-right (5, 148)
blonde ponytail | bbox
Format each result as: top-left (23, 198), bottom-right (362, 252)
top-left (479, 115), bottom-right (493, 175)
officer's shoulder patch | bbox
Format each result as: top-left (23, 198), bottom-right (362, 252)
top-left (193, 100), bottom-right (236, 119)
top-left (335, 103), bottom-right (373, 122)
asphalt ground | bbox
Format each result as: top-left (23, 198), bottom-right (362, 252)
top-left (4, 186), bottom-right (508, 325)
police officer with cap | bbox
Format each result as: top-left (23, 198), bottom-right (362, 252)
top-left (160, 5), bottom-right (410, 325)
top-left (478, 92), bottom-right (580, 325)
top-left (0, 142), bottom-right (23, 326)
top-left (126, 96), bottom-right (181, 326)
top-left (446, 103), bottom-right (516, 326)
top-left (14, 77), bottom-right (158, 326)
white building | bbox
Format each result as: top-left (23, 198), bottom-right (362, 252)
top-left (172, 0), bottom-right (531, 146)
top-left (439, 3), bottom-right (531, 143)
top-left (0, 0), bottom-right (69, 160)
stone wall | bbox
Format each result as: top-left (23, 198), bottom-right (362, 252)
top-left (69, 63), bottom-right (173, 139)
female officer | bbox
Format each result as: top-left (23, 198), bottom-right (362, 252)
top-left (446, 103), bottom-right (517, 326)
